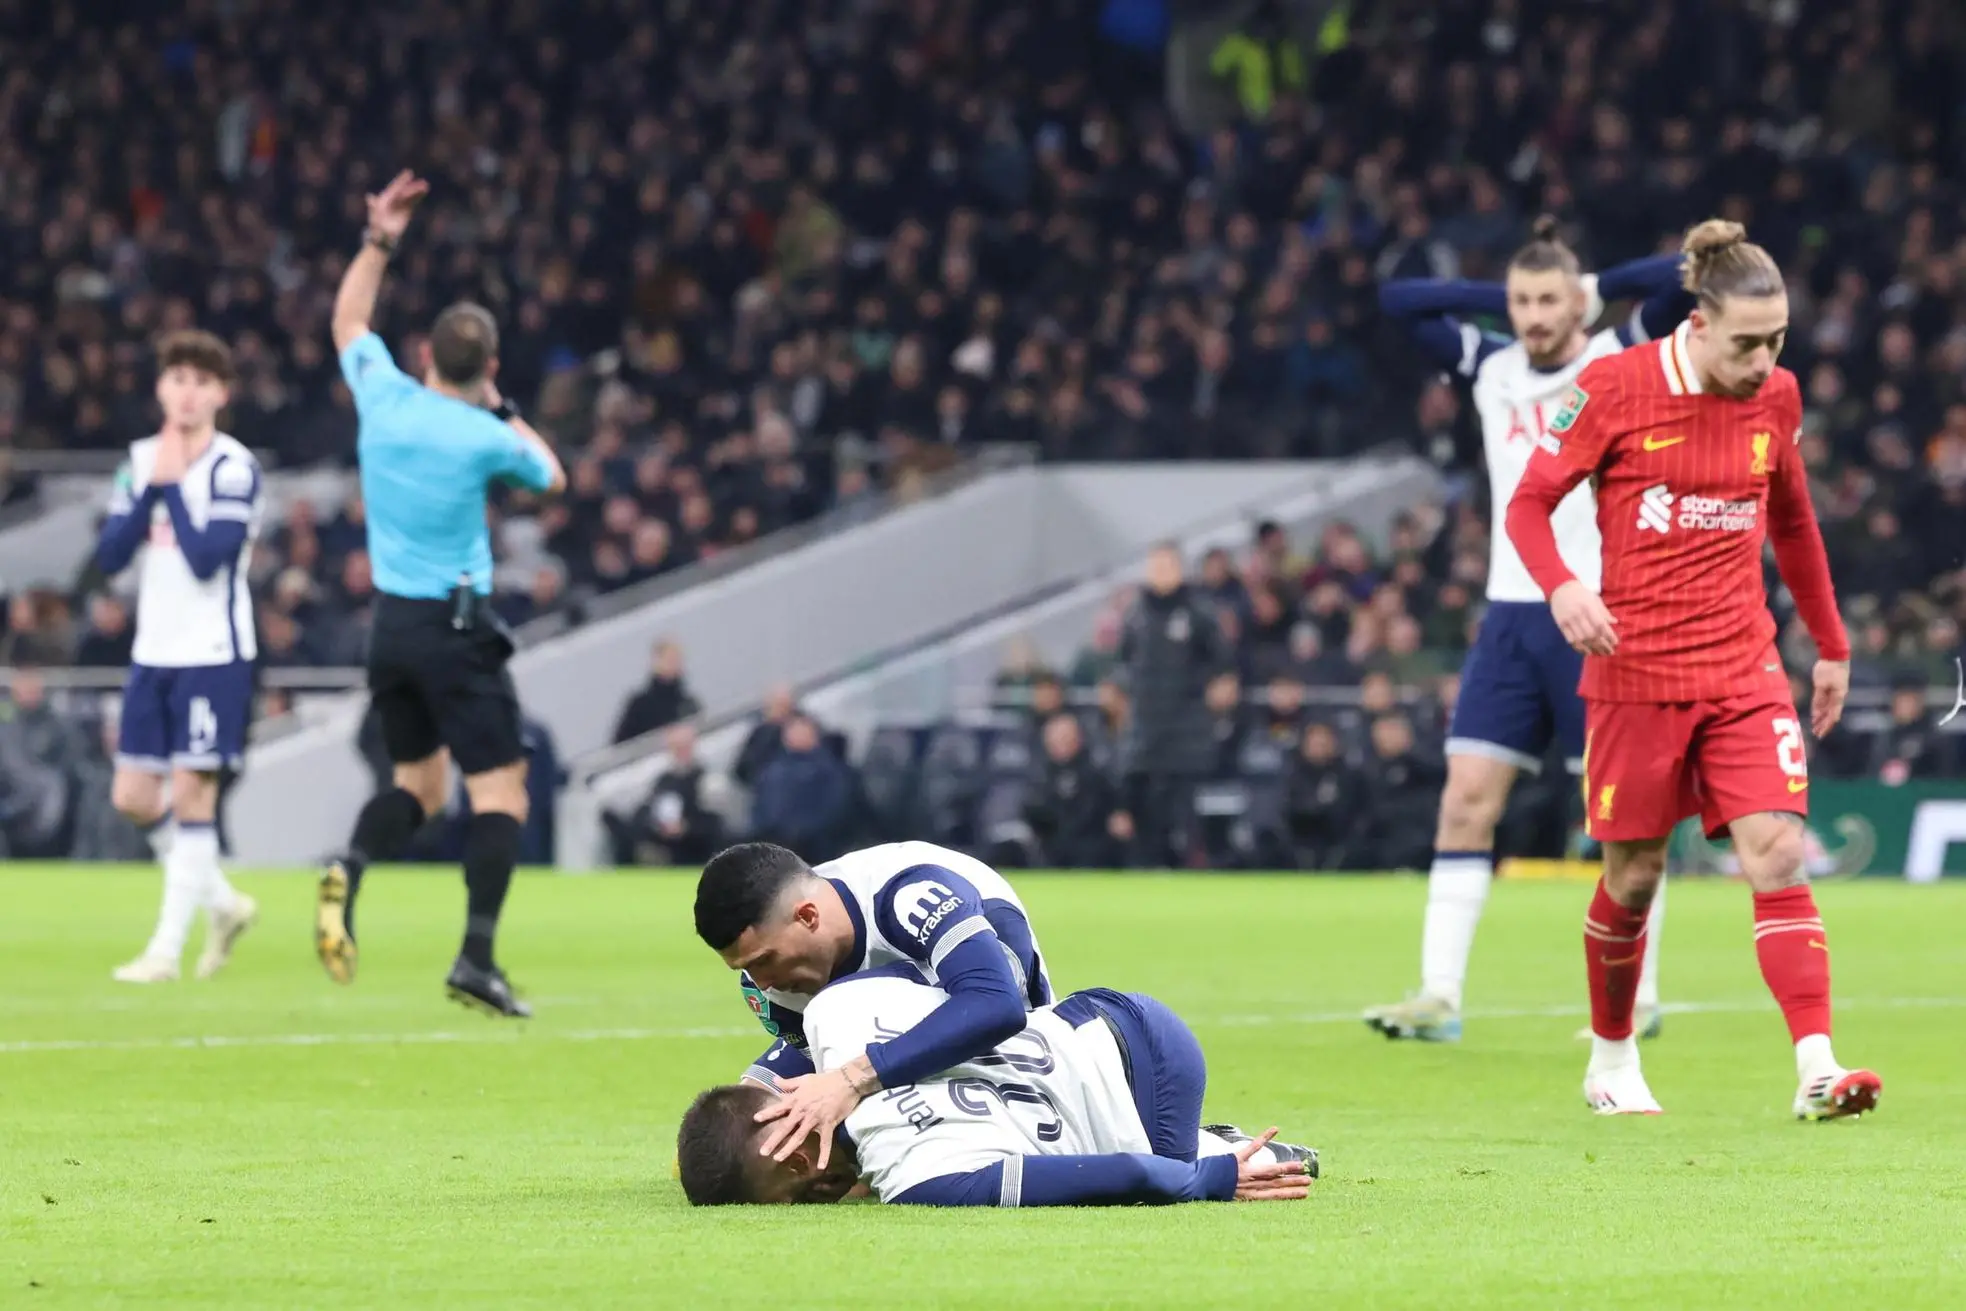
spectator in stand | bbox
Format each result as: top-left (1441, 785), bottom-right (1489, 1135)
top-left (735, 683), bottom-right (799, 788)
top-left (1022, 673), bottom-right (1069, 734)
top-left (612, 640), bottom-right (701, 746)
top-left (493, 565), bottom-right (569, 629)
top-left (749, 715), bottom-right (852, 861)
top-left (1287, 722), bottom-right (1360, 872)
top-left (991, 637), bottom-right (1048, 706)
top-left (1201, 671), bottom-right (1247, 781)
top-left (1871, 678), bottom-right (1949, 784)
top-left (0, 668), bottom-right (80, 858)
top-left (1068, 604), bottom-right (1126, 689)
top-left (1256, 677), bottom-right (1308, 752)
top-left (1196, 547), bottom-right (1250, 621)
top-left (1024, 713), bottom-right (1126, 870)
top-left (607, 723), bottom-right (723, 867)
top-left (1, 592), bottom-right (75, 667)
top-left (1113, 544), bottom-right (1234, 867)
top-left (1357, 713), bottom-right (1443, 872)
top-left (72, 595), bottom-right (135, 668)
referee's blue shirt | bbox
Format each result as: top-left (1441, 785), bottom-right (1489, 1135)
top-left (339, 332), bottom-right (557, 599)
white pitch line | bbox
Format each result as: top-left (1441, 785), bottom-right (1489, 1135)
top-left (1, 996), bottom-right (1960, 1057)
top-left (0, 1024), bottom-right (757, 1056)
top-left (1209, 995), bottom-right (1966, 1028)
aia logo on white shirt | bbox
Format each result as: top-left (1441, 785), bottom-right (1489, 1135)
top-left (1637, 484), bottom-right (1674, 534)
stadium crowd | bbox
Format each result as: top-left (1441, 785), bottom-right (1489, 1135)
top-left (3, 0), bottom-right (1964, 862)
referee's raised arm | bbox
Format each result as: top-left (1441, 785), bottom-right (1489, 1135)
top-left (314, 168), bottom-right (563, 1019)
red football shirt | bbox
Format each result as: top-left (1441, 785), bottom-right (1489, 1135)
top-left (1505, 322), bottom-right (1849, 703)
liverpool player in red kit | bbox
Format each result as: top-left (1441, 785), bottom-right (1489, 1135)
top-left (1507, 220), bottom-right (1881, 1121)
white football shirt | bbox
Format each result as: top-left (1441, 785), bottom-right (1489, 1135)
top-left (112, 432), bottom-right (263, 667)
top-left (1465, 328), bottom-right (1623, 601)
top-left (746, 841), bottom-right (1053, 1041)
top-left (805, 971), bottom-right (1148, 1202)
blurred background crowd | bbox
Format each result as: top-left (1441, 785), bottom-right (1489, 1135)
top-left (1, 0), bottom-right (1962, 863)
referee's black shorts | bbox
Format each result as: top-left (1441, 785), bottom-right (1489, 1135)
top-left (366, 592), bottom-right (525, 777)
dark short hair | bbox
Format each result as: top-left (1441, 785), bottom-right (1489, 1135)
top-left (677, 1085), bottom-right (772, 1205)
top-left (429, 302), bottom-right (499, 385)
top-left (156, 330), bottom-right (236, 386)
top-left (694, 842), bottom-right (811, 950)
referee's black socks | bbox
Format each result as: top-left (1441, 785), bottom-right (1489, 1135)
top-left (461, 811), bottom-right (523, 970)
top-left (348, 786), bottom-right (426, 873)
top-left (341, 786), bottom-right (428, 933)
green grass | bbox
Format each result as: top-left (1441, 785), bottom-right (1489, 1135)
top-left (3, 867), bottom-right (1964, 1309)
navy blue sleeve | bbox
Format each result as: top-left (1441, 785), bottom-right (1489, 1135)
top-left (1379, 280), bottom-right (1511, 375)
top-left (1594, 255), bottom-right (1695, 344)
top-left (741, 1038), bottom-right (815, 1092)
top-left (159, 488), bottom-right (249, 581)
top-left (891, 1154), bottom-right (1239, 1207)
top-left (863, 932), bottom-right (1027, 1090)
top-left (1379, 278), bottom-right (1509, 321)
top-left (96, 495), bottom-right (156, 575)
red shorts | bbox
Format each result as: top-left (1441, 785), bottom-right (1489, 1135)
top-left (1582, 694), bottom-right (1811, 843)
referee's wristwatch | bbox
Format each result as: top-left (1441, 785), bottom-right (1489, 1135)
top-left (491, 398), bottom-right (521, 422)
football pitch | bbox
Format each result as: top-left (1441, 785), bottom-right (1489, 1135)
top-left (4, 867), bottom-right (1964, 1309)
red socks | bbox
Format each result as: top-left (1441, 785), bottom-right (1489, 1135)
top-left (1754, 886), bottom-right (1832, 1043)
top-left (1584, 879), bottom-right (1650, 1041)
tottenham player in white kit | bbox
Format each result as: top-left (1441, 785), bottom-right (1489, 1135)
top-left (95, 331), bottom-right (263, 983)
top-left (694, 840), bottom-right (1063, 1163)
top-left (1364, 220), bottom-right (1690, 1042)
top-left (677, 967), bottom-right (1315, 1206)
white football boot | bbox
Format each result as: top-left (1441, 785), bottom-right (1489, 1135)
top-left (196, 894), bottom-right (258, 980)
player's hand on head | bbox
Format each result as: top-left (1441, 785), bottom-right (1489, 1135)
top-left (752, 1068), bottom-right (864, 1169)
top-left (1551, 580), bottom-right (1619, 655)
top-left (365, 169), bottom-right (430, 239)
top-left (1811, 659), bottom-right (1851, 737)
top-left (1232, 1127), bottom-right (1311, 1202)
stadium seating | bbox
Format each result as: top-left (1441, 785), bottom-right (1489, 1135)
top-left (4, 0), bottom-right (1964, 866)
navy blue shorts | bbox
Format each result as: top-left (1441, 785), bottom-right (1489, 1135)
top-left (118, 661), bottom-right (254, 774)
top-left (1056, 988), bottom-right (1207, 1163)
top-left (1447, 600), bottom-right (1585, 776)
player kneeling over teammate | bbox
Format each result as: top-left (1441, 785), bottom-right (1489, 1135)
top-left (696, 841), bottom-right (1056, 1159)
top-left (678, 966), bottom-right (1315, 1206)
top-left (1507, 219), bottom-right (1879, 1121)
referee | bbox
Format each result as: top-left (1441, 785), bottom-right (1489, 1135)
top-left (315, 170), bottom-right (566, 1018)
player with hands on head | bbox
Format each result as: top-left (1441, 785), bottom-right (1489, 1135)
top-left (1365, 219), bottom-right (1692, 1043)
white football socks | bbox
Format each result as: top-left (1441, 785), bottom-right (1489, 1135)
top-left (143, 826), bottom-right (207, 963)
top-left (175, 822), bottom-right (241, 915)
top-left (1420, 852), bottom-right (1493, 1010)
top-left (1795, 1033), bottom-right (1837, 1082)
top-left (142, 811), bottom-right (175, 860)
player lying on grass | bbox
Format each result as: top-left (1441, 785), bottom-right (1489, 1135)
top-left (1366, 221), bottom-right (1691, 1044)
top-left (1507, 219), bottom-right (1880, 1120)
top-left (694, 841), bottom-right (1055, 1164)
top-left (677, 964), bottom-right (1316, 1206)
